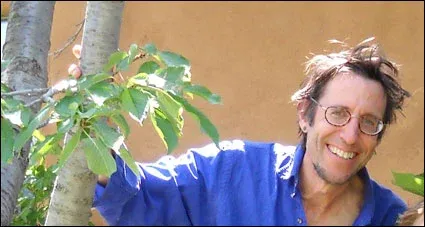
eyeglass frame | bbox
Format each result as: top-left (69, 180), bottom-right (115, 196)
top-left (309, 97), bottom-right (384, 136)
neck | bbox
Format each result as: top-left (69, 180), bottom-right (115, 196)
top-left (299, 153), bottom-right (362, 210)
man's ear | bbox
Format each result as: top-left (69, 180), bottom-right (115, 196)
top-left (297, 100), bottom-right (310, 131)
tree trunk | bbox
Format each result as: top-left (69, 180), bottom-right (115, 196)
top-left (0, 1), bottom-right (55, 226)
top-left (44, 1), bottom-right (124, 225)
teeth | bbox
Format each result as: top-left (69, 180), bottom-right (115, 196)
top-left (329, 146), bottom-right (355, 160)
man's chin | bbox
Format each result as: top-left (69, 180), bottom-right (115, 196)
top-left (314, 163), bottom-right (355, 185)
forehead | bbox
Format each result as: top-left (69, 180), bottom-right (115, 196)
top-left (320, 72), bottom-right (386, 116)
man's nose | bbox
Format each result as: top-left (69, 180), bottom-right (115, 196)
top-left (339, 117), bottom-right (360, 145)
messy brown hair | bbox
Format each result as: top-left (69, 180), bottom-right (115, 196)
top-left (291, 38), bottom-right (411, 151)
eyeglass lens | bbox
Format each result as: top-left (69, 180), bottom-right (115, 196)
top-left (325, 106), bottom-right (381, 135)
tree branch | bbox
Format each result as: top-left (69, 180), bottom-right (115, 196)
top-left (1, 87), bottom-right (49, 98)
top-left (48, 20), bottom-right (85, 59)
top-left (24, 96), bottom-right (54, 108)
top-left (2, 77), bottom-right (77, 108)
top-left (24, 79), bottom-right (78, 108)
top-left (36, 118), bottom-right (58, 130)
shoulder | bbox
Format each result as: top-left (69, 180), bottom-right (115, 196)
top-left (370, 180), bottom-right (406, 208)
top-left (369, 179), bottom-right (407, 225)
top-left (187, 139), bottom-right (296, 167)
top-left (151, 140), bottom-right (300, 183)
top-left (186, 140), bottom-right (297, 186)
top-left (189, 139), bottom-right (295, 159)
top-left (154, 140), bottom-right (295, 169)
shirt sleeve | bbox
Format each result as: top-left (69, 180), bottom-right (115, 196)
top-left (371, 182), bottom-right (407, 226)
top-left (380, 197), bottom-right (407, 226)
top-left (92, 141), bottom-right (240, 225)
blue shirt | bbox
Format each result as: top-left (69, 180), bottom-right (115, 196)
top-left (93, 140), bottom-right (407, 225)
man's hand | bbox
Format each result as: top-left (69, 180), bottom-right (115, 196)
top-left (67, 44), bottom-right (82, 79)
top-left (68, 44), bottom-right (110, 186)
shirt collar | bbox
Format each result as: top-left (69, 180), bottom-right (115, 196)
top-left (289, 143), bottom-right (375, 225)
top-left (287, 143), bottom-right (305, 194)
top-left (354, 167), bottom-right (375, 225)
top-left (289, 143), bottom-right (305, 179)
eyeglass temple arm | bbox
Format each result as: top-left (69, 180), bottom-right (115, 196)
top-left (310, 97), bottom-right (326, 110)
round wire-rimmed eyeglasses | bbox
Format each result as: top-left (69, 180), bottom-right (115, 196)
top-left (310, 97), bottom-right (384, 136)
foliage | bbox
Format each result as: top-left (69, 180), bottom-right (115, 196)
top-left (392, 171), bottom-right (424, 197)
top-left (11, 159), bottom-right (57, 226)
top-left (9, 158), bottom-right (95, 226)
top-left (1, 42), bottom-right (221, 178)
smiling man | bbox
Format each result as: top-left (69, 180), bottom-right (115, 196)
top-left (82, 38), bottom-right (412, 225)
top-left (289, 43), bottom-right (411, 225)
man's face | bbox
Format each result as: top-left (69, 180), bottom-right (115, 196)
top-left (301, 72), bottom-right (386, 185)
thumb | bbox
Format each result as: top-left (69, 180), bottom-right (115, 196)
top-left (68, 63), bottom-right (82, 79)
top-left (72, 44), bottom-right (82, 60)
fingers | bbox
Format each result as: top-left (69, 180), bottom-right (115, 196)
top-left (72, 44), bottom-right (82, 59)
top-left (97, 175), bottom-right (109, 187)
top-left (68, 63), bottom-right (82, 79)
top-left (68, 44), bottom-right (82, 79)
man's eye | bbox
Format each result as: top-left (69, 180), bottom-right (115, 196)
top-left (330, 108), bottom-right (348, 118)
top-left (362, 117), bottom-right (377, 127)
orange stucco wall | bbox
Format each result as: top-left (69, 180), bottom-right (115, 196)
top-left (2, 2), bottom-right (424, 226)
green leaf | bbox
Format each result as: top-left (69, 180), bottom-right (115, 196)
top-left (157, 51), bottom-right (190, 67)
top-left (103, 51), bottom-right (128, 72)
top-left (120, 88), bottom-right (150, 124)
top-left (92, 120), bottom-right (124, 152)
top-left (31, 133), bottom-right (64, 163)
top-left (128, 44), bottom-right (139, 64)
top-left (173, 95), bottom-right (219, 147)
top-left (1, 82), bottom-right (11, 93)
top-left (54, 94), bottom-right (83, 117)
top-left (78, 108), bottom-right (97, 119)
top-left (1, 118), bottom-right (15, 164)
top-left (2, 105), bottom-right (32, 128)
top-left (57, 127), bottom-right (82, 169)
top-left (81, 137), bottom-right (117, 176)
top-left (3, 109), bottom-right (25, 126)
top-left (146, 74), bottom-right (167, 89)
top-left (117, 56), bottom-right (130, 71)
top-left (138, 61), bottom-right (160, 74)
top-left (57, 118), bottom-right (75, 135)
top-left (164, 67), bottom-right (185, 84)
top-left (150, 109), bottom-right (179, 153)
top-left (87, 105), bottom-right (121, 119)
top-left (78, 73), bottom-right (113, 90)
top-left (183, 84), bottom-right (222, 104)
top-left (110, 114), bottom-right (130, 138)
top-left (155, 90), bottom-right (184, 135)
top-left (20, 107), bottom-right (33, 127)
top-left (128, 73), bottom-right (148, 87)
top-left (13, 104), bottom-right (52, 153)
top-left (116, 147), bottom-right (140, 180)
top-left (156, 68), bottom-right (167, 78)
top-left (87, 81), bottom-right (120, 106)
top-left (392, 171), bottom-right (424, 197)
top-left (142, 43), bottom-right (157, 55)
top-left (2, 98), bottom-right (22, 112)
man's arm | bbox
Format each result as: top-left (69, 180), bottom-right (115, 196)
top-left (69, 45), bottom-right (111, 188)
top-left (92, 146), bottom-right (215, 225)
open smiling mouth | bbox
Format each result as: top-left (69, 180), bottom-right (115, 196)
top-left (327, 145), bottom-right (356, 160)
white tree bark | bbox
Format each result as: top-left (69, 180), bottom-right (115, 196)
top-left (1, 1), bottom-right (55, 226)
top-left (44, 1), bottom-right (124, 225)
